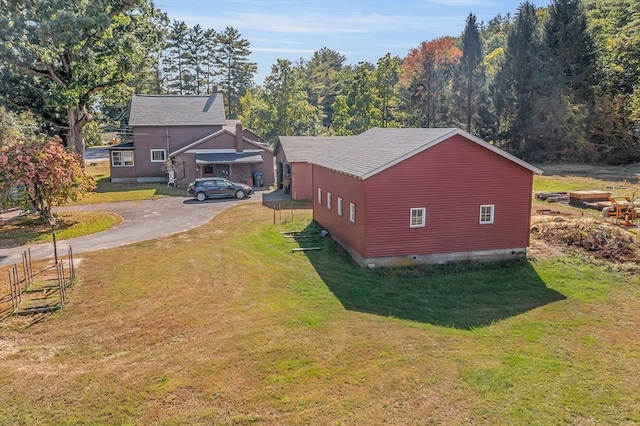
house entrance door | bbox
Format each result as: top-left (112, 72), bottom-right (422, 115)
top-left (217, 165), bottom-right (230, 179)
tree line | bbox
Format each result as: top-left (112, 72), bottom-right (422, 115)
top-left (1, 0), bottom-right (639, 165)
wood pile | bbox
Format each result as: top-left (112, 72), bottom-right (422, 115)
top-left (530, 217), bottom-right (638, 262)
top-left (536, 192), bottom-right (570, 203)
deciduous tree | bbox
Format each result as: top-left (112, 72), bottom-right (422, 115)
top-left (0, 0), bottom-right (162, 159)
top-left (0, 135), bottom-right (95, 217)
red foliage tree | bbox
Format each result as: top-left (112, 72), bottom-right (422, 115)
top-left (402, 36), bottom-right (462, 127)
top-left (0, 136), bottom-right (95, 218)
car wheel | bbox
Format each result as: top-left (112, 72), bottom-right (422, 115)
top-left (196, 192), bottom-right (207, 202)
top-left (235, 190), bottom-right (246, 199)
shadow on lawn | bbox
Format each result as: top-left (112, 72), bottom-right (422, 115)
top-left (301, 225), bottom-right (565, 330)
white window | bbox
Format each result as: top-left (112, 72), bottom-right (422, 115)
top-left (327, 192), bottom-right (332, 209)
top-left (317, 188), bottom-right (322, 204)
top-left (111, 150), bottom-right (134, 167)
top-left (479, 204), bottom-right (494, 224)
top-left (410, 207), bottom-right (426, 227)
top-left (150, 149), bottom-right (166, 162)
top-left (337, 197), bottom-right (343, 216)
top-left (349, 203), bottom-right (356, 223)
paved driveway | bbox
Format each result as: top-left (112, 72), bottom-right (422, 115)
top-left (0, 192), bottom-right (280, 266)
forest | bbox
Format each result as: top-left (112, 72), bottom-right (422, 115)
top-left (0, 0), bottom-right (639, 164)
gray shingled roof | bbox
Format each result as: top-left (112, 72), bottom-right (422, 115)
top-left (310, 127), bottom-right (543, 179)
top-left (129, 94), bottom-right (226, 126)
top-left (277, 136), bottom-right (348, 163)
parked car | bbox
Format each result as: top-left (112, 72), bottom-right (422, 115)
top-left (187, 178), bottom-right (253, 201)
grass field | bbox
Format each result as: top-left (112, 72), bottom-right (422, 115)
top-left (1, 199), bottom-right (639, 424)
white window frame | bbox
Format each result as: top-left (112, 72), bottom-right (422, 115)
top-left (410, 207), bottom-right (426, 228)
top-left (327, 192), bottom-right (332, 209)
top-left (349, 203), bottom-right (356, 223)
top-left (337, 197), bottom-right (343, 216)
top-left (479, 204), bottom-right (494, 224)
top-left (317, 188), bottom-right (322, 204)
top-left (111, 150), bottom-right (134, 167)
top-left (150, 149), bottom-right (166, 162)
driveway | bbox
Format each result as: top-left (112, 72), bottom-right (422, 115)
top-left (0, 191), bottom-right (285, 267)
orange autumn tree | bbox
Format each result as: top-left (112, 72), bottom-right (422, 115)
top-left (402, 36), bottom-right (462, 127)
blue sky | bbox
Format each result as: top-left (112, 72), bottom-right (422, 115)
top-left (156, 0), bottom-right (550, 84)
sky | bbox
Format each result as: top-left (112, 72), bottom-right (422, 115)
top-left (155, 0), bottom-right (551, 85)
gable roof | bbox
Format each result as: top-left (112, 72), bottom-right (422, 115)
top-left (169, 128), bottom-right (273, 157)
top-left (310, 127), bottom-right (543, 179)
top-left (129, 94), bottom-right (226, 127)
top-left (276, 136), bottom-right (348, 163)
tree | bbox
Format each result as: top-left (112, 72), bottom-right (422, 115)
top-left (253, 59), bottom-right (323, 142)
top-left (302, 48), bottom-right (347, 129)
top-left (163, 20), bottom-right (192, 95)
top-left (402, 37), bottom-right (462, 127)
top-left (0, 0), bottom-right (163, 159)
top-left (216, 27), bottom-right (257, 118)
top-left (457, 13), bottom-right (483, 133)
top-left (494, 1), bottom-right (541, 157)
top-left (374, 53), bottom-right (404, 128)
top-left (0, 135), bottom-right (95, 217)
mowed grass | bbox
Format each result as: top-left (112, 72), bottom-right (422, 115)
top-left (80, 160), bottom-right (184, 204)
top-left (0, 211), bottom-right (121, 248)
top-left (1, 203), bottom-right (639, 424)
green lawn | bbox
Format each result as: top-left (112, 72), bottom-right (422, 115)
top-left (1, 202), bottom-right (639, 424)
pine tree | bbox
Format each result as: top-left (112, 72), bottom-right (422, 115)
top-left (494, 1), bottom-right (541, 158)
top-left (163, 20), bottom-right (192, 95)
top-left (215, 27), bottom-right (257, 118)
top-left (458, 13), bottom-right (483, 133)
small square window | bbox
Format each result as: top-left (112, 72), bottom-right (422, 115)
top-left (150, 149), bottom-right (166, 162)
top-left (479, 204), bottom-right (494, 224)
top-left (410, 207), bottom-right (426, 227)
top-left (327, 192), bottom-right (332, 209)
top-left (317, 188), bottom-right (322, 204)
top-left (349, 203), bottom-right (356, 223)
top-left (337, 197), bottom-right (343, 216)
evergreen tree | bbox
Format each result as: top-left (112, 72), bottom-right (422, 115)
top-left (163, 20), bottom-right (192, 95)
top-left (215, 27), bottom-right (257, 118)
top-left (494, 1), bottom-right (541, 158)
top-left (457, 13), bottom-right (483, 133)
top-left (302, 47), bottom-right (347, 130)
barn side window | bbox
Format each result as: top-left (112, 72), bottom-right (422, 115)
top-left (337, 197), bottom-right (343, 216)
top-left (410, 207), bottom-right (426, 227)
top-left (317, 188), bottom-right (322, 204)
top-left (349, 203), bottom-right (356, 223)
top-left (479, 204), bottom-right (494, 224)
top-left (327, 192), bottom-right (332, 209)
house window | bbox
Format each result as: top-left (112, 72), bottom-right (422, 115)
top-left (327, 192), bottom-right (332, 209)
top-left (349, 203), bottom-right (356, 223)
top-left (479, 204), bottom-right (494, 224)
top-left (111, 150), bottom-right (134, 167)
top-left (150, 149), bottom-right (166, 162)
top-left (410, 207), bottom-right (426, 227)
top-left (337, 197), bottom-right (343, 216)
top-left (317, 188), bottom-right (322, 204)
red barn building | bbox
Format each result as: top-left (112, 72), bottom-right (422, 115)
top-left (310, 128), bottom-right (543, 267)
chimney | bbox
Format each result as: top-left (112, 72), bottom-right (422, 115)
top-left (235, 122), bottom-right (243, 153)
top-left (212, 85), bottom-right (218, 94)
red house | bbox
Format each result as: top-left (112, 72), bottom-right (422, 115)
top-left (109, 92), bottom-right (273, 187)
top-left (310, 128), bottom-right (543, 267)
top-left (273, 136), bottom-right (346, 200)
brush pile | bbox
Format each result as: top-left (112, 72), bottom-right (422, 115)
top-left (530, 217), bottom-right (638, 262)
